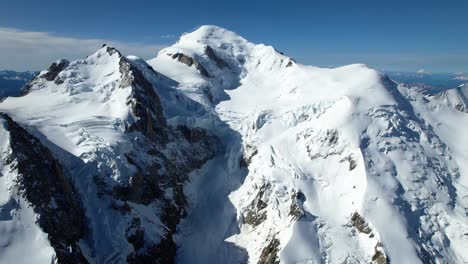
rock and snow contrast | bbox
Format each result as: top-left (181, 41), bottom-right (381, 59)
top-left (0, 25), bottom-right (467, 263)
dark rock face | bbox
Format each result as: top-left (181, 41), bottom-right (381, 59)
top-left (240, 144), bottom-right (258, 168)
top-left (113, 123), bottom-right (216, 262)
top-left (205, 45), bottom-right (228, 69)
top-left (340, 155), bottom-right (357, 171)
top-left (119, 56), bottom-right (169, 143)
top-left (349, 212), bottom-right (389, 264)
top-left (43, 59), bottom-right (70, 83)
top-left (350, 212), bottom-right (372, 234)
top-left (243, 183), bottom-right (269, 227)
top-left (105, 45), bottom-right (121, 56)
top-left (111, 57), bottom-right (217, 261)
top-left (21, 59), bottom-right (69, 94)
top-left (0, 113), bottom-right (87, 263)
top-left (372, 243), bottom-right (388, 264)
top-left (258, 238), bottom-right (280, 264)
top-left (289, 190), bottom-right (305, 220)
top-left (171, 53), bottom-right (195, 66)
top-left (285, 59), bottom-right (295, 67)
top-left (171, 53), bottom-right (211, 78)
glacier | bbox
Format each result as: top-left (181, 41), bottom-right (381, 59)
top-left (0, 25), bottom-right (466, 263)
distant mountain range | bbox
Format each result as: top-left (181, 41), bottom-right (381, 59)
top-left (0, 70), bottom-right (38, 98)
top-left (385, 71), bottom-right (467, 92)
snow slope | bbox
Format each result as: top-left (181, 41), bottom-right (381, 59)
top-left (0, 45), bottom-right (216, 263)
top-left (0, 25), bottom-right (466, 264)
top-left (432, 83), bottom-right (468, 112)
top-left (148, 25), bottom-right (468, 264)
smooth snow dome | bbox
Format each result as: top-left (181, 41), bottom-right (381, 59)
top-left (0, 25), bottom-right (467, 263)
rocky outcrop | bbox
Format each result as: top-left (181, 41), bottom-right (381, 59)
top-left (0, 113), bottom-right (87, 263)
top-left (171, 53), bottom-right (211, 78)
top-left (111, 123), bottom-right (216, 262)
top-left (42, 59), bottom-right (70, 83)
top-left (205, 45), bottom-right (228, 69)
top-left (350, 212), bottom-right (372, 235)
top-left (110, 54), bottom-right (218, 261)
top-left (285, 59), bottom-right (295, 67)
top-left (349, 212), bottom-right (389, 264)
top-left (372, 243), bottom-right (387, 264)
top-left (340, 155), bottom-right (357, 171)
top-left (240, 144), bottom-right (258, 168)
top-left (118, 55), bottom-right (169, 143)
top-left (289, 190), bottom-right (305, 220)
top-left (258, 238), bottom-right (280, 264)
top-left (21, 59), bottom-right (69, 94)
top-left (243, 183), bottom-right (269, 227)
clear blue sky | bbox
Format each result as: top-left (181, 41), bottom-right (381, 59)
top-left (1, 0), bottom-right (467, 72)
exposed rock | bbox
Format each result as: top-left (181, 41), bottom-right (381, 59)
top-left (285, 59), bottom-right (295, 67)
top-left (205, 45), bottom-right (228, 68)
top-left (350, 212), bottom-right (372, 234)
top-left (0, 113), bottom-right (87, 263)
top-left (274, 49), bottom-right (285, 55)
top-left (299, 129), bottom-right (345, 160)
top-left (340, 155), bottom-right (357, 171)
top-left (112, 122), bottom-right (216, 260)
top-left (243, 183), bottom-right (269, 227)
top-left (125, 217), bottom-right (145, 251)
top-left (119, 56), bottom-right (168, 143)
top-left (326, 129), bottom-right (339, 146)
top-left (42, 59), bottom-right (70, 82)
top-left (258, 238), bottom-right (280, 264)
top-left (372, 242), bottom-right (388, 264)
top-left (21, 59), bottom-right (69, 94)
top-left (289, 190), bottom-right (306, 220)
top-left (127, 236), bottom-right (176, 264)
top-left (244, 207), bottom-right (267, 227)
top-left (105, 45), bottom-right (122, 56)
top-left (171, 53), bottom-right (211, 78)
top-left (178, 125), bottom-right (211, 143)
top-left (113, 172), bottom-right (163, 205)
top-left (240, 144), bottom-right (258, 168)
top-left (418, 246), bottom-right (436, 264)
top-left (93, 174), bottom-right (110, 197)
top-left (110, 200), bottom-right (131, 214)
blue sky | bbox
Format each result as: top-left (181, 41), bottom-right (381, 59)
top-left (1, 0), bottom-right (467, 72)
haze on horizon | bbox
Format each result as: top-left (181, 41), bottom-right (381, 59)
top-left (1, 0), bottom-right (467, 72)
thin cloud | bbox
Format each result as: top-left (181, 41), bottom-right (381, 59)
top-left (0, 27), bottom-right (166, 71)
top-left (416, 69), bottom-right (431, 74)
top-left (160, 34), bottom-right (176, 39)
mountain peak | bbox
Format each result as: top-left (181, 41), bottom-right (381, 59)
top-left (1, 26), bottom-right (466, 264)
top-left (177, 25), bottom-right (250, 50)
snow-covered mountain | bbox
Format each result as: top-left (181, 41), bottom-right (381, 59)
top-left (0, 25), bottom-right (467, 264)
top-left (0, 44), bottom-right (216, 263)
